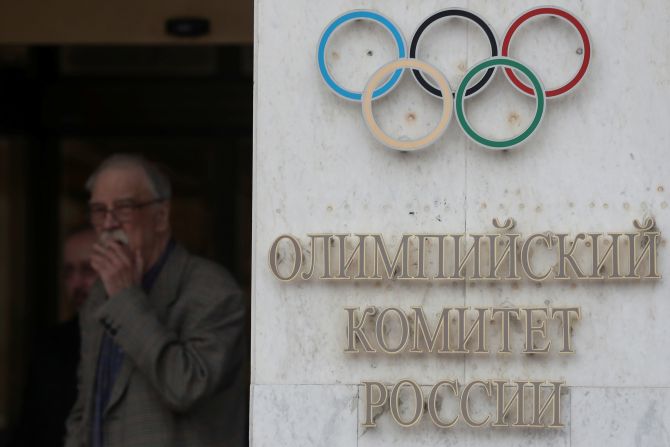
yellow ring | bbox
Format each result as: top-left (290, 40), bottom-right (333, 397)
top-left (361, 59), bottom-right (453, 151)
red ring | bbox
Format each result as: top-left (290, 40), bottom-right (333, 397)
top-left (501, 7), bottom-right (591, 98)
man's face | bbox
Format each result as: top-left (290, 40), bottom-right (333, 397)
top-left (88, 165), bottom-right (169, 268)
top-left (63, 230), bottom-right (98, 310)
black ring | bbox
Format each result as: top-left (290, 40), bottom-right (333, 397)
top-left (409, 9), bottom-right (498, 98)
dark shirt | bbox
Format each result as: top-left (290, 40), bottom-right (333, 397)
top-left (91, 240), bottom-right (175, 447)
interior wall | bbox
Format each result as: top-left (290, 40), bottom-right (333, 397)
top-left (0, 45), bottom-right (253, 440)
top-left (0, 140), bottom-right (27, 432)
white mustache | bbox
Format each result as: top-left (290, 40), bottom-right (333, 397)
top-left (99, 229), bottom-right (129, 246)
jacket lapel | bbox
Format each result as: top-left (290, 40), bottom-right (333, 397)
top-left (103, 243), bottom-right (189, 415)
top-left (103, 359), bottom-right (133, 417)
top-left (81, 281), bottom-right (107, 425)
top-left (145, 243), bottom-right (189, 320)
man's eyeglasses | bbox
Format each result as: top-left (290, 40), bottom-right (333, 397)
top-left (88, 198), bottom-right (165, 226)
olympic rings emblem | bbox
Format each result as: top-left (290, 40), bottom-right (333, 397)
top-left (317, 7), bottom-right (591, 151)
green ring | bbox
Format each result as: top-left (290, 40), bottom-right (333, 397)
top-left (455, 57), bottom-right (545, 149)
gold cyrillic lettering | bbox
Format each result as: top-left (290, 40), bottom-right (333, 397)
top-left (529, 381), bottom-right (564, 428)
top-left (521, 233), bottom-right (553, 281)
top-left (491, 307), bottom-right (520, 353)
top-left (626, 231), bottom-right (661, 279)
top-left (410, 307), bottom-right (452, 353)
top-left (302, 233), bottom-right (334, 279)
top-left (555, 233), bottom-right (587, 279)
top-left (371, 234), bottom-right (412, 279)
top-left (523, 308), bottom-right (551, 354)
top-left (455, 307), bottom-right (488, 353)
top-left (428, 380), bottom-right (459, 428)
top-left (390, 380), bottom-right (423, 427)
top-left (551, 307), bottom-right (581, 353)
top-left (344, 307), bottom-right (377, 353)
top-left (375, 307), bottom-right (410, 354)
top-left (335, 234), bottom-right (368, 279)
top-left (588, 233), bottom-right (622, 279)
top-left (493, 380), bottom-right (526, 427)
top-left (268, 234), bottom-right (302, 281)
top-left (460, 380), bottom-right (491, 427)
top-left (487, 233), bottom-right (521, 279)
top-left (362, 381), bottom-right (388, 427)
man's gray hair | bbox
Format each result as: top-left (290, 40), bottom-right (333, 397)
top-left (85, 154), bottom-right (172, 200)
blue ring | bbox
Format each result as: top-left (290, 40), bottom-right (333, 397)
top-left (317, 10), bottom-right (406, 101)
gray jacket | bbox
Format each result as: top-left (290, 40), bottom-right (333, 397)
top-left (65, 243), bottom-right (247, 447)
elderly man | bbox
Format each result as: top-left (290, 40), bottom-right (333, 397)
top-left (65, 154), bottom-right (246, 447)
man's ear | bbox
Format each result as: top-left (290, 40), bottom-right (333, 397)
top-left (154, 202), bottom-right (171, 232)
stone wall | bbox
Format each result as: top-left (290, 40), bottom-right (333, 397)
top-left (252, 0), bottom-right (670, 445)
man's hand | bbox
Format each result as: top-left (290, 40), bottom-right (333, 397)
top-left (91, 241), bottom-right (144, 297)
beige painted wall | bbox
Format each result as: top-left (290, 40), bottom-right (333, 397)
top-left (0, 0), bottom-right (252, 44)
